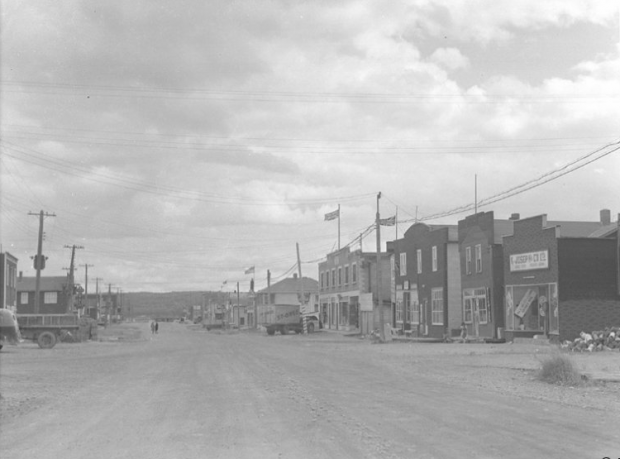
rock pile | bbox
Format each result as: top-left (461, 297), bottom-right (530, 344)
top-left (561, 327), bottom-right (620, 352)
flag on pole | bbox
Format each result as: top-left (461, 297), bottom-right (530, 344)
top-left (245, 266), bottom-right (255, 275)
top-left (379, 215), bottom-right (396, 226)
top-left (324, 209), bottom-right (339, 221)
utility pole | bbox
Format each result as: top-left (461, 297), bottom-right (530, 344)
top-left (80, 263), bottom-right (94, 316)
top-left (107, 283), bottom-right (114, 322)
top-left (376, 192), bottom-right (385, 342)
top-left (64, 245), bottom-right (84, 313)
top-left (94, 277), bottom-right (103, 320)
top-left (28, 210), bottom-right (55, 314)
top-left (296, 243), bottom-right (307, 334)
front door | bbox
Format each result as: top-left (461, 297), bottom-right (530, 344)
top-left (472, 298), bottom-right (480, 337)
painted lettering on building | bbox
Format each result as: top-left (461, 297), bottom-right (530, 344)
top-left (509, 250), bottom-right (549, 272)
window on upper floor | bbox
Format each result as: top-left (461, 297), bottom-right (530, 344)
top-left (338, 267), bottom-right (342, 286)
top-left (416, 249), bottom-right (422, 274)
top-left (465, 246), bottom-right (472, 275)
top-left (345, 265), bottom-right (349, 284)
top-left (332, 269), bottom-right (336, 287)
top-left (432, 246), bottom-right (438, 272)
top-left (475, 244), bottom-right (482, 273)
top-left (325, 271), bottom-right (329, 288)
top-left (399, 252), bottom-right (407, 277)
top-left (44, 291), bottom-right (57, 304)
top-left (20, 292), bottom-right (28, 304)
top-left (352, 263), bottom-right (357, 283)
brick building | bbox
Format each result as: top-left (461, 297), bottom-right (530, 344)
top-left (458, 212), bottom-right (515, 340)
top-left (318, 247), bottom-right (391, 334)
top-left (16, 275), bottom-right (71, 314)
top-left (390, 223), bottom-right (461, 339)
top-left (502, 211), bottom-right (619, 342)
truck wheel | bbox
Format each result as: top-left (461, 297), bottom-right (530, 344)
top-left (267, 329), bottom-right (275, 336)
top-left (281, 325), bottom-right (289, 335)
top-left (37, 332), bottom-right (57, 349)
top-left (307, 323), bottom-right (315, 334)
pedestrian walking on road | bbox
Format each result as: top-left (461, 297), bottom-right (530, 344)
top-left (151, 320), bottom-right (156, 334)
top-left (155, 321), bottom-right (159, 334)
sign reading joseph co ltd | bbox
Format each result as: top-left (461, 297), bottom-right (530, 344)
top-left (509, 250), bottom-right (549, 272)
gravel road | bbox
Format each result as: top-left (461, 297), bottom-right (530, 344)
top-left (1, 322), bottom-right (619, 459)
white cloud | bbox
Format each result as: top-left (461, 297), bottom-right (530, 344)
top-left (430, 47), bottom-right (470, 70)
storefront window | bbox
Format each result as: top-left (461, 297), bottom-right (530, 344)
top-left (411, 292), bottom-right (420, 324)
top-left (395, 290), bottom-right (403, 323)
top-left (464, 298), bottom-right (473, 323)
top-left (548, 284), bottom-right (559, 334)
top-left (506, 283), bottom-right (558, 333)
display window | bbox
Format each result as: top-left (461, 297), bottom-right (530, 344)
top-left (505, 283), bottom-right (558, 333)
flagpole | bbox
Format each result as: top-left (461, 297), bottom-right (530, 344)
top-left (338, 204), bottom-right (341, 250)
top-left (376, 192), bottom-right (385, 342)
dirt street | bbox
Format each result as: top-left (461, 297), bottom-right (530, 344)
top-left (1, 322), bottom-right (619, 459)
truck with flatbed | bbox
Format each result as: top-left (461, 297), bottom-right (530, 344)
top-left (258, 304), bottom-right (319, 335)
top-left (16, 313), bottom-right (80, 349)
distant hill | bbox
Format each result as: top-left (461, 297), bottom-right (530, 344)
top-left (122, 291), bottom-right (252, 319)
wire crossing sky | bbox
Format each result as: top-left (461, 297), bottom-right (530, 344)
top-left (1, 0), bottom-right (619, 292)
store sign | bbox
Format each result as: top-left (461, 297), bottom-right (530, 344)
top-left (359, 293), bottom-right (373, 312)
top-left (510, 250), bottom-right (549, 272)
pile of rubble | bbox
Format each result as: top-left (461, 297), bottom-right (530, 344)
top-left (561, 327), bottom-right (620, 352)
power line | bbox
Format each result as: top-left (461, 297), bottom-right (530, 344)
top-left (398, 140), bottom-right (620, 224)
top-left (3, 80), bottom-right (617, 104)
top-left (0, 140), bottom-right (375, 206)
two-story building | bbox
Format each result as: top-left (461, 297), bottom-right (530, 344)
top-left (502, 210), bottom-right (619, 342)
top-left (16, 275), bottom-right (71, 314)
top-left (1, 252), bottom-right (18, 312)
top-left (391, 223), bottom-right (461, 340)
top-left (256, 274), bottom-right (318, 314)
top-left (458, 212), bottom-right (515, 340)
top-left (318, 247), bottom-right (391, 334)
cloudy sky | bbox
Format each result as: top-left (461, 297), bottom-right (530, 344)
top-left (1, 0), bottom-right (619, 293)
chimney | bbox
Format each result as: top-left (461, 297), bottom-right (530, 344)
top-left (600, 209), bottom-right (611, 226)
top-left (293, 273), bottom-right (298, 279)
top-left (509, 213), bottom-right (520, 221)
top-left (19, 271), bottom-right (23, 280)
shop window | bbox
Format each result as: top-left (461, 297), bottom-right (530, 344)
top-left (399, 252), bottom-right (407, 276)
top-left (463, 298), bottom-right (473, 323)
top-left (416, 249), bottom-right (422, 274)
top-left (432, 246), bottom-right (437, 272)
top-left (396, 291), bottom-right (403, 323)
top-left (477, 297), bottom-right (488, 324)
top-left (465, 247), bottom-right (472, 275)
top-left (411, 296), bottom-right (420, 324)
top-left (431, 288), bottom-right (443, 325)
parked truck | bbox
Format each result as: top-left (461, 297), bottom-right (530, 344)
top-left (258, 304), bottom-right (319, 335)
top-left (16, 314), bottom-right (79, 349)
